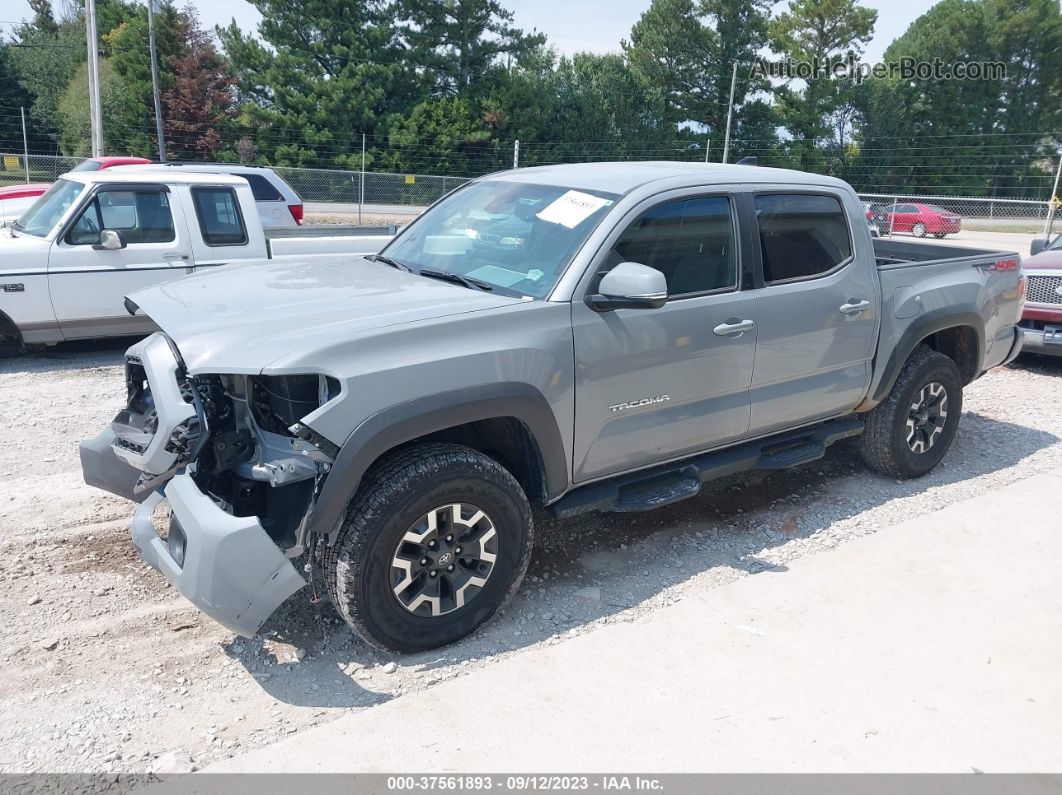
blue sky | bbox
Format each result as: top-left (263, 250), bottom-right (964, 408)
top-left (0, 0), bottom-right (939, 63)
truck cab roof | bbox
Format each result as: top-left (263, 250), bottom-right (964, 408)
top-left (59, 170), bottom-right (248, 188)
top-left (481, 160), bottom-right (850, 195)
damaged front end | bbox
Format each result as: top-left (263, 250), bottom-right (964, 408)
top-left (79, 332), bottom-right (339, 637)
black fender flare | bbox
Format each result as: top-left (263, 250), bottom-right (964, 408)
top-left (870, 310), bottom-right (985, 404)
top-left (306, 382), bottom-right (569, 542)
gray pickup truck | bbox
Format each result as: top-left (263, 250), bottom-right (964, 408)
top-left (80, 162), bottom-right (1025, 652)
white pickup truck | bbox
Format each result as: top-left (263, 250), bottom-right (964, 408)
top-left (0, 170), bottom-right (394, 355)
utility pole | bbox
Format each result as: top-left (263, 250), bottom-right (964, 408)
top-left (359, 133), bottom-right (366, 225)
top-left (20, 107), bottom-right (30, 183)
top-left (85, 0), bottom-right (103, 157)
top-left (147, 0), bottom-right (166, 161)
top-left (1042, 150), bottom-right (1062, 239)
top-left (704, 139), bottom-right (710, 163)
top-left (722, 62), bottom-right (738, 164)
top-left (513, 140), bottom-right (520, 169)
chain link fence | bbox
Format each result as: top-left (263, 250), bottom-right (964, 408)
top-left (1, 153), bottom-right (1054, 250)
top-left (0, 153), bottom-right (470, 216)
top-left (858, 193), bottom-right (1053, 253)
top-left (0, 152), bottom-right (86, 184)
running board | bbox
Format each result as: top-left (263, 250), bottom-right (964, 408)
top-left (550, 417), bottom-right (863, 519)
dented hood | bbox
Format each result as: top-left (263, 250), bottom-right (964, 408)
top-left (127, 256), bottom-right (516, 374)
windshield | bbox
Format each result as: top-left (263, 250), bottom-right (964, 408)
top-left (15, 179), bottom-right (85, 237)
top-left (381, 180), bottom-right (620, 298)
top-left (70, 160), bottom-right (102, 172)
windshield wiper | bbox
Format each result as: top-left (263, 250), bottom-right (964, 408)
top-left (365, 253), bottom-right (412, 272)
top-left (418, 268), bottom-right (494, 292)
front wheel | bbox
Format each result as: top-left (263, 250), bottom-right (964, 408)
top-left (859, 347), bottom-right (963, 479)
top-left (912, 222), bottom-right (927, 238)
top-left (324, 443), bottom-right (533, 653)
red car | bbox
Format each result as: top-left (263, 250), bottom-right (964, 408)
top-left (69, 155), bottom-right (152, 172)
top-left (1, 156), bottom-right (153, 206)
top-left (881, 202), bottom-right (962, 238)
top-left (1019, 235), bottom-right (1062, 357)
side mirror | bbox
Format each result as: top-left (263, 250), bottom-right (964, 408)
top-left (1030, 238), bottom-right (1047, 257)
top-left (94, 229), bottom-right (125, 251)
top-left (588, 262), bottom-right (668, 311)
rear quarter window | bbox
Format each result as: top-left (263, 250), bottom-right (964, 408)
top-left (238, 173), bottom-right (284, 202)
top-left (191, 186), bottom-right (248, 247)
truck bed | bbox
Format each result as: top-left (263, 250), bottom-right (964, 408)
top-left (265, 224), bottom-right (397, 258)
top-left (873, 238), bottom-right (1017, 269)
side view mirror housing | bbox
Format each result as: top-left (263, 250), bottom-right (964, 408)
top-left (1030, 238), bottom-right (1047, 257)
top-left (587, 261), bottom-right (668, 311)
top-left (93, 229), bottom-right (125, 251)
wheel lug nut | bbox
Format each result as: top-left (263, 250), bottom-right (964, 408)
top-left (428, 540), bottom-right (436, 548)
top-left (420, 558), bottom-right (428, 566)
top-left (430, 571), bottom-right (437, 578)
top-left (447, 564), bottom-right (454, 572)
top-left (446, 535), bottom-right (453, 542)
top-left (455, 547), bottom-right (461, 554)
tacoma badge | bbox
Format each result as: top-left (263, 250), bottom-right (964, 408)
top-left (609, 395), bottom-right (670, 412)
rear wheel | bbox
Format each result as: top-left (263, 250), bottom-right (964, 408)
top-left (933, 232), bottom-right (946, 239)
top-left (324, 443), bottom-right (533, 653)
top-left (912, 222), bottom-right (927, 238)
top-left (859, 347), bottom-right (963, 479)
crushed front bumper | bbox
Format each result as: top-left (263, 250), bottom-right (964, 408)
top-left (131, 473), bottom-right (305, 637)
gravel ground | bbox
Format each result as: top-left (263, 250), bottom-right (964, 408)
top-left (0, 344), bottom-right (1059, 776)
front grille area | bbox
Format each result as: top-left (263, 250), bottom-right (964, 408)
top-left (1026, 274), bottom-right (1062, 305)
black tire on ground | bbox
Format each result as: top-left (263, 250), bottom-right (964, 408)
top-left (0, 319), bottom-right (24, 358)
top-left (933, 232), bottom-right (946, 239)
top-left (859, 346), bottom-right (963, 479)
top-left (324, 442), bottom-right (534, 653)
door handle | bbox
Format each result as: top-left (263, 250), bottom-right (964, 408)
top-left (713, 318), bottom-right (755, 337)
top-left (839, 299), bottom-right (871, 315)
top-left (162, 252), bottom-right (190, 261)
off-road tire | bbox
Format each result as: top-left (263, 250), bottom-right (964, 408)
top-left (324, 443), bottom-right (533, 653)
top-left (862, 346), bottom-right (964, 477)
top-left (859, 346), bottom-right (963, 479)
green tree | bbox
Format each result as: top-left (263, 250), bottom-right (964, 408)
top-left (382, 96), bottom-right (492, 175)
top-left (398, 0), bottom-right (545, 97)
top-left (57, 58), bottom-right (147, 156)
top-left (543, 53), bottom-right (668, 162)
top-left (769, 0), bottom-right (877, 170)
top-left (698, 0), bottom-right (773, 140)
top-left (475, 44), bottom-right (558, 148)
top-left (623, 0), bottom-right (707, 128)
top-left (852, 0), bottom-right (1059, 197)
top-left (0, 39), bottom-right (35, 152)
top-left (9, 12), bottom-right (86, 147)
top-left (219, 0), bottom-right (413, 166)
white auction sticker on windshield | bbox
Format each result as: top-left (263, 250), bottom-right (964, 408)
top-left (536, 190), bottom-right (612, 229)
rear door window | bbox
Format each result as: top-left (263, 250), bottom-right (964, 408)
top-left (191, 187), bottom-right (248, 246)
top-left (755, 194), bottom-right (852, 283)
